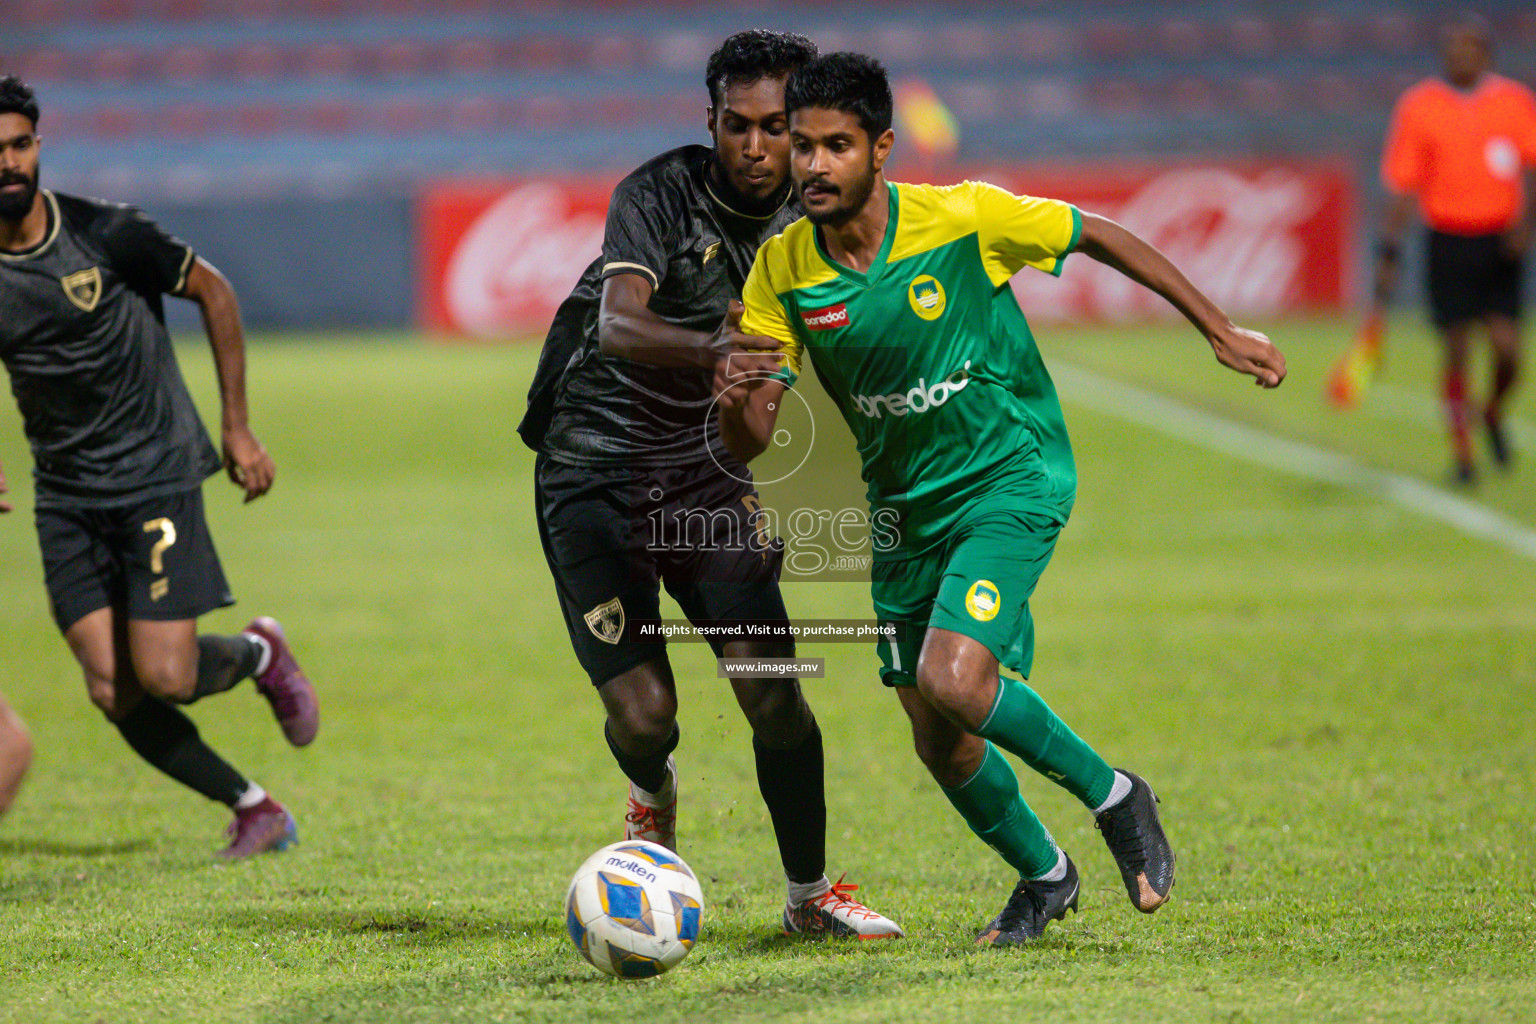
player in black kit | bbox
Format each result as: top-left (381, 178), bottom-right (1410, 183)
top-left (520, 32), bottom-right (901, 938)
top-left (0, 77), bottom-right (318, 858)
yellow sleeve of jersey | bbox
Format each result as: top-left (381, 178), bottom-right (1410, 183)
top-left (738, 239), bottom-right (804, 386)
top-left (971, 181), bottom-right (1082, 286)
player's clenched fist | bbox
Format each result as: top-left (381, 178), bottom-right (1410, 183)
top-left (712, 300), bottom-right (786, 411)
top-left (1208, 323), bottom-right (1287, 388)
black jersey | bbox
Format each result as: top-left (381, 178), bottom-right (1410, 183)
top-left (519, 145), bottom-right (800, 467)
top-left (0, 190), bottom-right (220, 508)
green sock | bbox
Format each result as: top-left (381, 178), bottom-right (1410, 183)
top-left (940, 742), bottom-right (1058, 879)
top-left (976, 675), bottom-right (1115, 809)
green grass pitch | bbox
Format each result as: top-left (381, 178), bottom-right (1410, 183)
top-left (0, 315), bottom-right (1532, 1023)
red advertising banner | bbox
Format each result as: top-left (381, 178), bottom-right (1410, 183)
top-left (419, 162), bottom-right (1352, 337)
top-left (419, 177), bottom-right (612, 337)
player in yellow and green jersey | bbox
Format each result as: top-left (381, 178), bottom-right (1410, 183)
top-left (714, 53), bottom-right (1287, 946)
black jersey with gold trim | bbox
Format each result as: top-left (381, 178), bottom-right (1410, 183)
top-left (520, 145), bottom-right (800, 467)
top-left (0, 190), bottom-right (220, 508)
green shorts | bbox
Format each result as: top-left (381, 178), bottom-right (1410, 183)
top-left (871, 508), bottom-right (1061, 686)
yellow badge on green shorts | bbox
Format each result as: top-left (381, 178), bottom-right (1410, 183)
top-left (908, 275), bottom-right (946, 320)
top-left (965, 580), bottom-right (1001, 622)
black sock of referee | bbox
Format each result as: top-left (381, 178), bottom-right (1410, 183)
top-left (175, 634), bottom-right (263, 704)
top-left (605, 720), bottom-right (679, 796)
top-left (114, 698), bottom-right (251, 806)
top-left (754, 717), bottom-right (827, 885)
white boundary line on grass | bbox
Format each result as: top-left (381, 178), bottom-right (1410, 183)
top-left (1052, 363), bottom-right (1536, 562)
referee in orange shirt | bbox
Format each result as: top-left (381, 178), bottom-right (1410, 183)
top-left (1377, 13), bottom-right (1536, 483)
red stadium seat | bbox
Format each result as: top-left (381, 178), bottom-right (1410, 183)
top-left (510, 37), bottom-right (573, 73)
top-left (163, 102), bottom-right (215, 138)
top-left (583, 35), bottom-right (643, 74)
top-left (375, 40), bottom-right (429, 79)
top-left (1365, 11), bottom-right (1421, 54)
top-left (651, 30), bottom-right (712, 74)
top-left (234, 102), bottom-right (283, 137)
top-left (1086, 79), bottom-right (1143, 116)
top-left (161, 44), bottom-right (216, 84)
top-left (1299, 13), bottom-right (1349, 56)
top-left (90, 46), bottom-right (143, 84)
top-left (511, 95), bottom-right (574, 130)
top-left (1157, 19), bottom-right (1208, 61)
top-left (870, 26), bottom-right (929, 64)
top-left (934, 24), bottom-right (997, 66)
top-left (91, 104), bottom-right (148, 139)
top-left (302, 42), bottom-right (360, 80)
top-left (1236, 75), bottom-right (1286, 116)
top-left (446, 95), bottom-right (498, 134)
top-left (445, 39), bottom-right (497, 77)
top-left (1307, 72), bottom-right (1360, 114)
top-left (1084, 19), bottom-right (1135, 60)
top-left (1168, 77), bottom-right (1218, 115)
top-left (1227, 15), bottom-right (1278, 58)
top-left (14, 48), bottom-right (74, 84)
top-left (233, 43), bottom-right (287, 83)
top-left (378, 97), bottom-right (432, 134)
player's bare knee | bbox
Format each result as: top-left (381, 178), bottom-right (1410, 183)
top-left (133, 657), bottom-right (195, 703)
top-left (913, 666), bottom-right (968, 722)
top-left (603, 686), bottom-right (677, 749)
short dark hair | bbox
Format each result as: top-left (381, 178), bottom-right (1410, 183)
top-left (0, 75), bottom-right (40, 127)
top-left (705, 29), bottom-right (818, 107)
top-left (785, 53), bottom-right (892, 140)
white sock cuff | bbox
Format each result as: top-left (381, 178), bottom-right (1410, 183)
top-left (1031, 848), bottom-right (1068, 883)
top-left (1092, 771), bottom-right (1133, 814)
top-left (786, 875), bottom-right (831, 905)
top-left (235, 783), bottom-right (268, 810)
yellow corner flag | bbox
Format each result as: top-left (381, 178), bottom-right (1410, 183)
top-left (894, 80), bottom-right (960, 162)
top-left (1325, 307), bottom-right (1386, 409)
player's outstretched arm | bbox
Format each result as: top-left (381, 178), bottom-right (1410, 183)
top-left (180, 258), bottom-right (275, 503)
top-left (599, 273), bottom-right (757, 370)
top-left (1075, 213), bottom-right (1287, 388)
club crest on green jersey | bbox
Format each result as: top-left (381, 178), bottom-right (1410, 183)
top-left (907, 275), bottom-right (946, 321)
top-left (965, 580), bottom-right (1001, 622)
top-left (61, 267), bottom-right (103, 313)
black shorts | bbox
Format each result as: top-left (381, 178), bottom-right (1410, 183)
top-left (35, 487), bottom-right (235, 632)
top-left (535, 454), bottom-right (790, 687)
top-left (1426, 230), bottom-right (1523, 328)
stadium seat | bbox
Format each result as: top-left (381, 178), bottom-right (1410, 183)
top-left (445, 39), bottom-right (497, 77)
top-left (375, 40), bottom-right (430, 79)
top-left (13, 48), bottom-right (74, 84)
top-left (1084, 18), bottom-right (1135, 60)
top-left (302, 42), bottom-right (360, 80)
top-left (160, 44), bottom-right (216, 84)
top-left (1157, 19), bottom-right (1207, 61)
top-left (90, 46), bottom-right (143, 84)
top-left (233, 44), bottom-right (288, 83)
top-left (1226, 15), bottom-right (1278, 58)
top-left (164, 102), bottom-right (216, 137)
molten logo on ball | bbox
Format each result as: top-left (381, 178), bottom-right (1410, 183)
top-left (565, 840), bottom-right (705, 979)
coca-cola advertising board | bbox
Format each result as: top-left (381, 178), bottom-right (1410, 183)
top-left (419, 163), bottom-right (1351, 337)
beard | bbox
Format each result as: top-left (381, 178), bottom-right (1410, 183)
top-left (0, 167), bottom-right (38, 222)
top-left (800, 161), bottom-right (876, 228)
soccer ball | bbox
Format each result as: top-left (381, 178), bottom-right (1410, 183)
top-left (563, 840), bottom-right (705, 979)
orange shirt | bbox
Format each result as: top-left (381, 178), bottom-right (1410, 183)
top-left (1381, 73), bottom-right (1536, 234)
